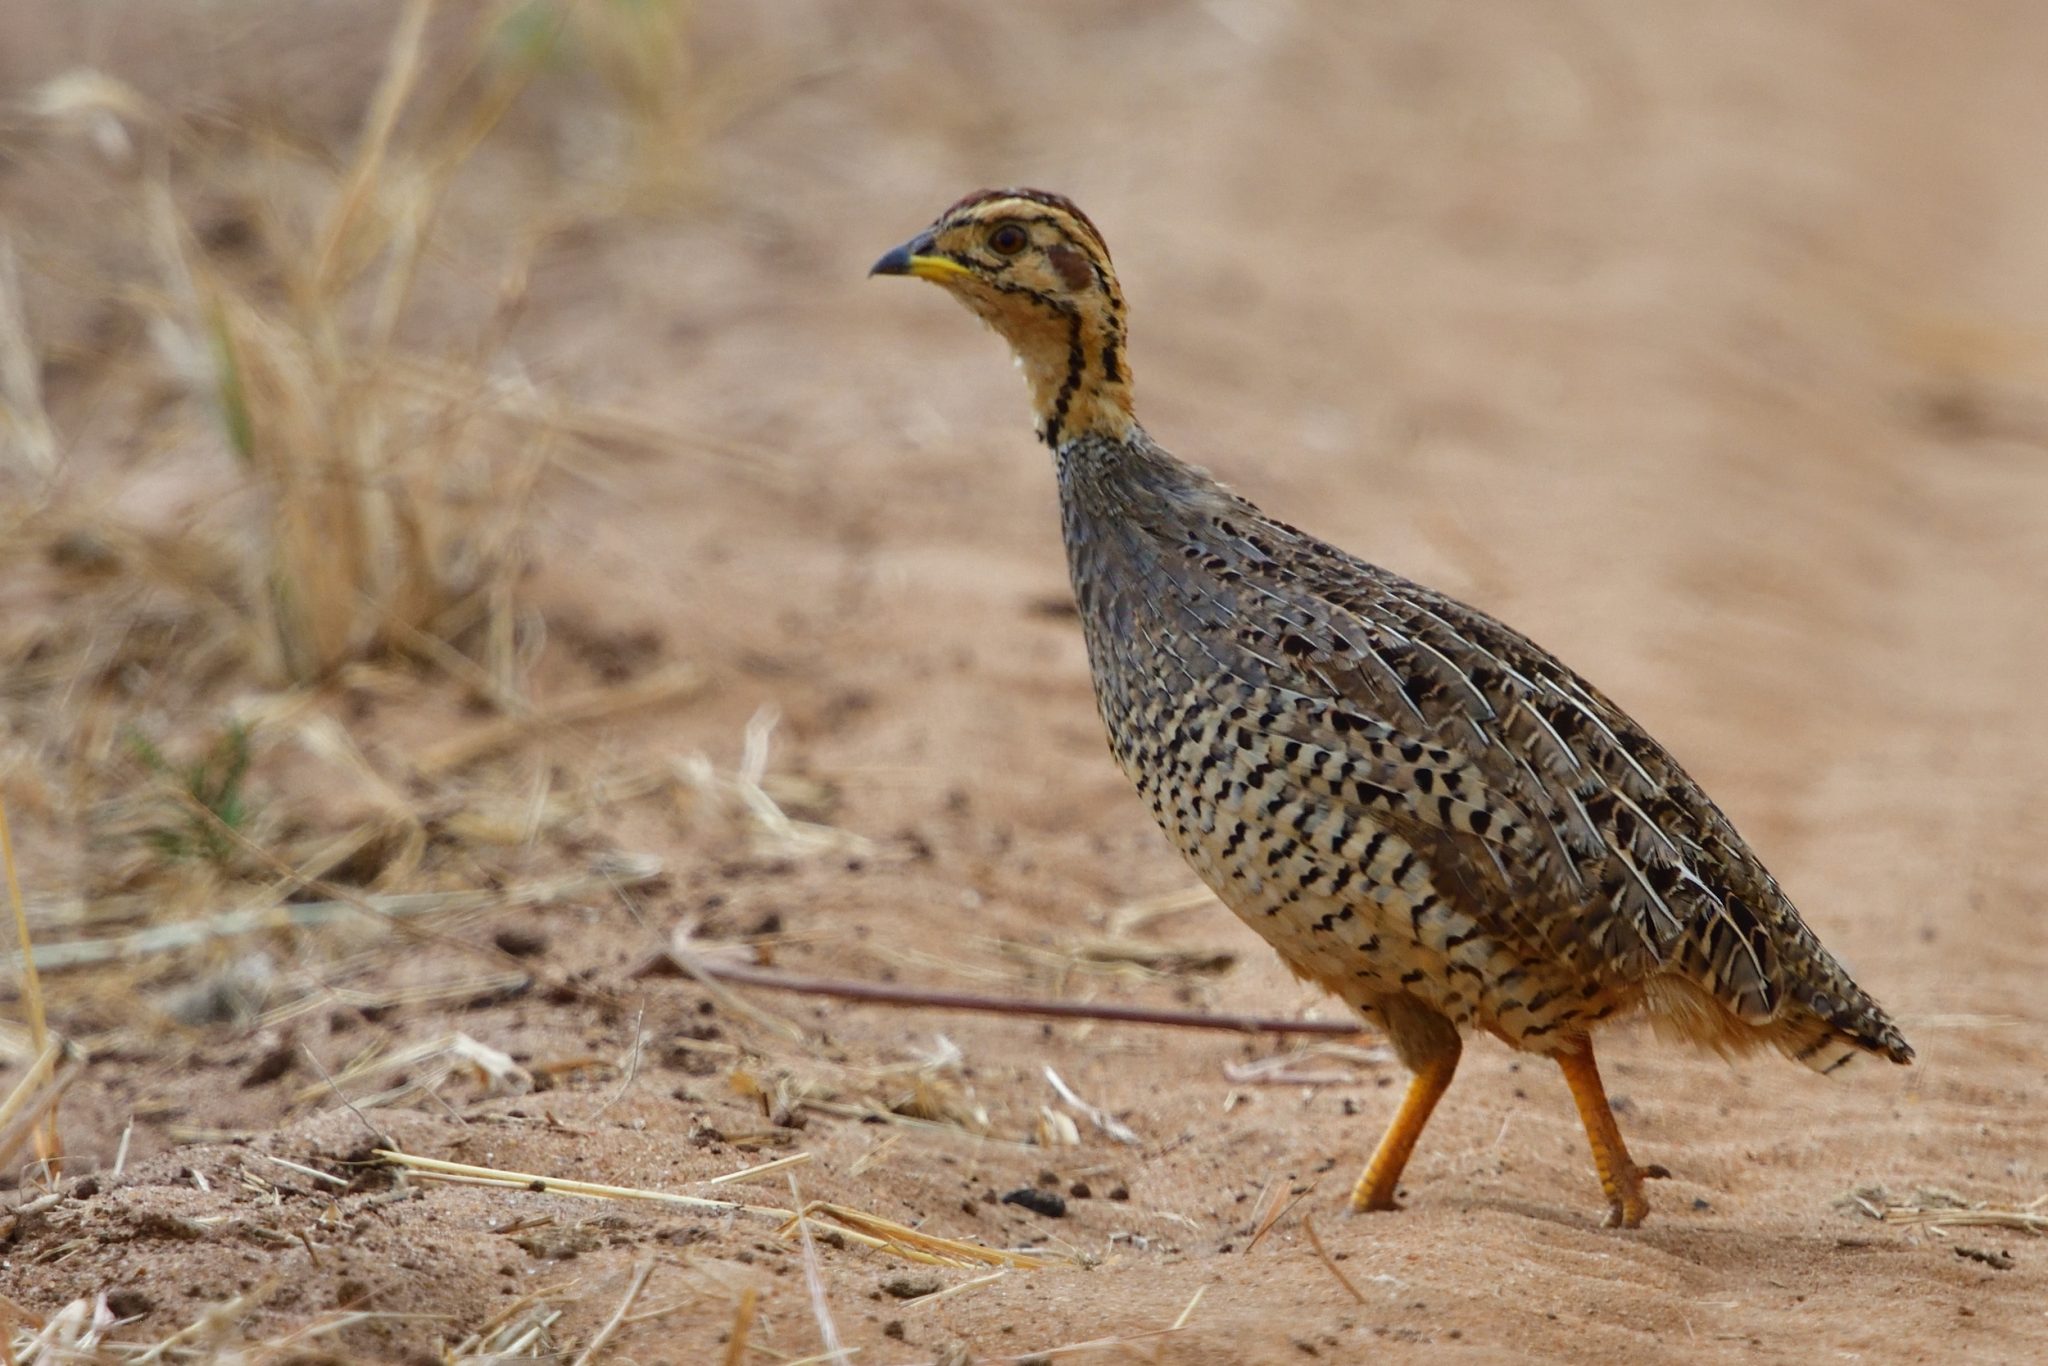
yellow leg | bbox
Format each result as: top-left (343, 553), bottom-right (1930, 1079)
top-left (1350, 1049), bottom-right (1460, 1212)
top-left (1555, 1039), bottom-right (1650, 1228)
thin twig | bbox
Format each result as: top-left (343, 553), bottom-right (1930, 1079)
top-left (253, 1152), bottom-right (351, 1190)
top-left (300, 1045), bottom-right (389, 1148)
top-left (703, 1151), bottom-right (813, 1187)
top-left (1300, 1214), bottom-right (1366, 1304)
top-left (1245, 1178), bottom-right (1317, 1254)
top-left (589, 1000), bottom-right (646, 1122)
top-left (673, 953), bottom-right (1367, 1038)
top-left (570, 1260), bottom-right (653, 1366)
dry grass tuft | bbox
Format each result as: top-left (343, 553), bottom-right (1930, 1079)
top-left (45, 0), bottom-right (567, 689)
top-left (0, 0), bottom-right (749, 1056)
top-left (0, 792), bottom-right (69, 1179)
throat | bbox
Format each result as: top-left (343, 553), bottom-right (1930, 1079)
top-left (1012, 315), bottom-right (1134, 447)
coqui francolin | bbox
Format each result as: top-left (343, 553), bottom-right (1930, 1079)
top-left (870, 188), bottom-right (1911, 1227)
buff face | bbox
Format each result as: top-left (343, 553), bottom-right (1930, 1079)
top-left (871, 189), bottom-right (1134, 446)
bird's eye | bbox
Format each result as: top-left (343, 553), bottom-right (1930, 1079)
top-left (988, 223), bottom-right (1029, 255)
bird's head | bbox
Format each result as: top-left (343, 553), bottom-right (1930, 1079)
top-left (872, 188), bottom-right (1134, 447)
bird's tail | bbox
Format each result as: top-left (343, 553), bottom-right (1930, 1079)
top-left (1774, 985), bottom-right (1914, 1074)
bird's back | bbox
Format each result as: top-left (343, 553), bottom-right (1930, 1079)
top-left (1056, 428), bottom-right (1912, 1073)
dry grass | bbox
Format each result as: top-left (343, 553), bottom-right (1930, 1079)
top-left (1881, 1199), bottom-right (2048, 1236)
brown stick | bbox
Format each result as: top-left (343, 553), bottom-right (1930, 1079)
top-left (1301, 1214), bottom-right (1367, 1305)
top-left (664, 953), bottom-right (1367, 1038)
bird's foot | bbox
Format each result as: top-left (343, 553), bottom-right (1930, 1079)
top-left (1599, 1160), bottom-right (1664, 1228)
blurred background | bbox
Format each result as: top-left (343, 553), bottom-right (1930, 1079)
top-left (1, 1), bottom-right (2045, 1360)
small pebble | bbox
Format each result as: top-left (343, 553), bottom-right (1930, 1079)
top-left (880, 1274), bottom-right (942, 1299)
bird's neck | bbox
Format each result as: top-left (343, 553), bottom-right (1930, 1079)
top-left (1007, 306), bottom-right (1135, 449)
top-left (1052, 418), bottom-right (1236, 535)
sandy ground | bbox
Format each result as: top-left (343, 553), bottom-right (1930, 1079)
top-left (3, 1), bottom-right (2048, 1361)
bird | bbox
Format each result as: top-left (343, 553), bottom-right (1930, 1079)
top-left (870, 188), bottom-right (1912, 1228)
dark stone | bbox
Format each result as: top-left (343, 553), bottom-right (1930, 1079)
top-left (1000, 1188), bottom-right (1067, 1218)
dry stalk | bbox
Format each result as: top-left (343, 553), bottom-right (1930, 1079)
top-left (375, 1148), bottom-right (788, 1219)
top-left (0, 794), bottom-right (59, 1168)
top-left (1883, 1204), bottom-right (2048, 1235)
top-left (789, 1174), bottom-right (847, 1364)
top-left (720, 1289), bottom-right (758, 1366)
top-left (793, 1202), bottom-right (1050, 1269)
top-left (1105, 883), bottom-right (1218, 935)
top-left (449, 1300), bottom-right (563, 1362)
top-left (0, 1042), bottom-right (83, 1180)
top-left (1221, 1042), bottom-right (1392, 1086)
top-left (1300, 1213), bottom-right (1366, 1305)
top-left (673, 706), bottom-right (872, 860)
top-left (0, 231), bottom-right (56, 478)
top-left (1044, 1066), bottom-right (1141, 1145)
top-left (901, 1269), bottom-right (1008, 1313)
top-left (703, 1150), bottom-right (814, 1186)
top-left (1244, 1178), bottom-right (1317, 1255)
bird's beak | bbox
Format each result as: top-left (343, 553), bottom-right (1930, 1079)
top-left (869, 232), bottom-right (972, 283)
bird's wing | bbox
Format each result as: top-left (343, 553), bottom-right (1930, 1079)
top-left (1169, 509), bottom-right (1788, 1023)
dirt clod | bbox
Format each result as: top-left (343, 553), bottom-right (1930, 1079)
top-left (493, 926), bottom-right (550, 957)
top-left (105, 1288), bottom-right (153, 1318)
top-left (881, 1274), bottom-right (942, 1299)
